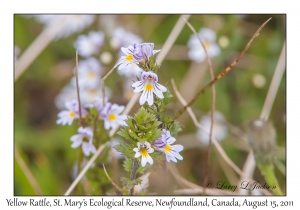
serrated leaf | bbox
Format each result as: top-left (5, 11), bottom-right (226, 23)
top-left (123, 158), bottom-right (132, 172)
top-left (169, 121), bottom-right (182, 137)
top-left (113, 144), bottom-right (135, 159)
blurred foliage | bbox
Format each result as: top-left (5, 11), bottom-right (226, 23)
top-left (14, 14), bottom-right (286, 195)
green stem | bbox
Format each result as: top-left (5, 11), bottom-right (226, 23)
top-left (257, 162), bottom-right (283, 195)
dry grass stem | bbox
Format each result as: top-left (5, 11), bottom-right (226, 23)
top-left (15, 146), bottom-right (43, 195)
top-left (15, 16), bottom-right (69, 81)
top-left (64, 14), bottom-right (188, 195)
top-left (156, 15), bottom-right (190, 65)
top-left (75, 50), bottom-right (83, 127)
top-left (103, 164), bottom-right (122, 193)
top-left (183, 18), bottom-right (216, 195)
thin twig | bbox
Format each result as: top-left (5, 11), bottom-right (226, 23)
top-left (260, 42), bottom-right (286, 120)
top-left (64, 14), bottom-right (188, 196)
top-left (15, 146), bottom-right (43, 195)
top-left (183, 18), bottom-right (216, 196)
top-left (102, 164), bottom-right (122, 193)
top-left (75, 50), bottom-right (83, 127)
top-left (101, 59), bottom-right (120, 107)
top-left (175, 17), bottom-right (272, 120)
top-left (171, 79), bottom-right (272, 195)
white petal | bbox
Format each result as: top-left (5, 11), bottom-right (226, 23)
top-left (104, 120), bottom-right (111, 130)
top-left (82, 142), bottom-right (91, 156)
top-left (139, 90), bottom-right (147, 105)
top-left (166, 136), bottom-right (176, 145)
top-left (146, 155), bottom-right (153, 165)
top-left (141, 156), bottom-right (147, 167)
top-left (135, 152), bottom-right (141, 158)
top-left (153, 85), bottom-right (164, 99)
top-left (155, 83), bottom-right (167, 93)
top-left (172, 151), bottom-right (183, 160)
top-left (146, 90), bottom-right (154, 106)
top-left (172, 145), bottom-right (184, 152)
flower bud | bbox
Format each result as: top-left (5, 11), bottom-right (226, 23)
top-left (246, 118), bottom-right (276, 164)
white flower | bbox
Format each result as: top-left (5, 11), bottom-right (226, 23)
top-left (134, 172), bottom-right (151, 195)
top-left (56, 100), bottom-right (87, 126)
top-left (70, 127), bottom-right (96, 156)
top-left (187, 28), bottom-right (220, 63)
top-left (110, 27), bottom-right (143, 51)
top-left (100, 102), bottom-right (127, 130)
top-left (133, 142), bottom-right (154, 167)
top-left (153, 129), bottom-right (184, 162)
top-left (34, 15), bottom-right (95, 39)
top-left (74, 31), bottom-right (105, 57)
top-left (132, 71), bottom-right (167, 106)
top-left (196, 111), bottom-right (228, 145)
top-left (71, 57), bottom-right (103, 89)
top-left (114, 45), bottom-right (139, 72)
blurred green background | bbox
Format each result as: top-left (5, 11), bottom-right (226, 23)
top-left (14, 14), bottom-right (286, 195)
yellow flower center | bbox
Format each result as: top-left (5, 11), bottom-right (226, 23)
top-left (88, 71), bottom-right (95, 78)
top-left (163, 144), bottom-right (172, 153)
top-left (69, 111), bottom-right (76, 118)
top-left (125, 54), bottom-right (133, 62)
top-left (108, 113), bottom-right (117, 121)
top-left (144, 83), bottom-right (154, 92)
top-left (139, 147), bottom-right (148, 157)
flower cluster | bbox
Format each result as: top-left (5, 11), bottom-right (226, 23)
top-left (115, 42), bottom-right (184, 171)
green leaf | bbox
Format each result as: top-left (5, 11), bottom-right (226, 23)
top-left (169, 120), bottom-right (182, 137)
top-left (123, 158), bottom-right (132, 172)
top-left (113, 144), bottom-right (135, 159)
top-left (120, 177), bottom-right (142, 189)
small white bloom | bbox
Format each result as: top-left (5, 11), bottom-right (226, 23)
top-left (70, 127), bottom-right (96, 156)
top-left (100, 102), bottom-right (127, 130)
top-left (74, 31), bottom-right (105, 57)
top-left (71, 57), bottom-right (103, 89)
top-left (196, 111), bottom-right (228, 145)
top-left (56, 100), bottom-right (87, 126)
top-left (133, 142), bottom-right (154, 167)
top-left (187, 28), bottom-right (220, 63)
top-left (114, 45), bottom-right (139, 71)
top-left (153, 129), bottom-right (184, 163)
top-left (132, 71), bottom-right (167, 106)
top-left (134, 172), bottom-right (151, 195)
